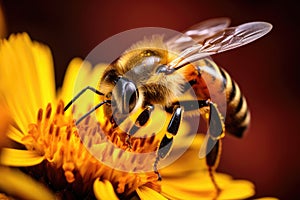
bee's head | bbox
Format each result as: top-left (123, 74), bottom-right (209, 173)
top-left (99, 43), bottom-right (185, 124)
top-left (100, 49), bottom-right (163, 113)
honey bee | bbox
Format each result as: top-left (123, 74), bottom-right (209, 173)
top-left (64, 18), bottom-right (272, 192)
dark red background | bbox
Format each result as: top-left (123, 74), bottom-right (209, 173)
top-left (2, 0), bottom-right (299, 199)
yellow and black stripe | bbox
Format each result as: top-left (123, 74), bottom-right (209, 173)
top-left (189, 59), bottom-right (250, 138)
top-left (218, 66), bottom-right (250, 138)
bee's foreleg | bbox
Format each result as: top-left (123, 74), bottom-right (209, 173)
top-left (126, 105), bottom-right (154, 148)
top-left (154, 106), bottom-right (183, 181)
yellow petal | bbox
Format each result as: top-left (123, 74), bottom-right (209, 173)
top-left (0, 148), bottom-right (44, 166)
top-left (58, 58), bottom-right (82, 104)
top-left (93, 179), bottom-right (119, 200)
top-left (218, 180), bottom-right (255, 199)
top-left (0, 166), bottom-right (55, 200)
top-left (136, 186), bottom-right (168, 200)
top-left (160, 134), bottom-right (206, 176)
top-left (161, 171), bottom-right (254, 200)
top-left (255, 198), bottom-right (279, 200)
top-left (161, 172), bottom-right (226, 199)
top-left (162, 172), bottom-right (226, 190)
top-left (0, 33), bottom-right (55, 131)
top-left (0, 104), bottom-right (10, 148)
top-left (58, 58), bottom-right (108, 116)
top-left (31, 40), bottom-right (55, 106)
top-left (58, 58), bottom-right (92, 115)
top-left (6, 125), bottom-right (24, 144)
top-left (159, 133), bottom-right (255, 199)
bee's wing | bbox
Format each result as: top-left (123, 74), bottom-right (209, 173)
top-left (168, 21), bottom-right (273, 69)
top-left (166, 17), bottom-right (231, 51)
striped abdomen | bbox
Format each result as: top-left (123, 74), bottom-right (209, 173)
top-left (185, 59), bottom-right (250, 138)
top-left (219, 66), bottom-right (250, 137)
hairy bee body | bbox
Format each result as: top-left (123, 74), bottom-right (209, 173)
top-left (66, 18), bottom-right (271, 192)
top-left (98, 39), bottom-right (249, 138)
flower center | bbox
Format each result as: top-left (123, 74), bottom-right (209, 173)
top-left (21, 100), bottom-right (161, 198)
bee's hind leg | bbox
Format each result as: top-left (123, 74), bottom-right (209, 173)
top-left (174, 100), bottom-right (224, 196)
top-left (205, 101), bottom-right (225, 197)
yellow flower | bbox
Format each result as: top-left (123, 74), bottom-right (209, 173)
top-left (0, 104), bottom-right (10, 150)
top-left (0, 105), bottom-right (55, 200)
top-left (0, 33), bottom-right (256, 199)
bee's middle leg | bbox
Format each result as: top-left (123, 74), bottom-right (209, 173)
top-left (154, 105), bottom-right (183, 180)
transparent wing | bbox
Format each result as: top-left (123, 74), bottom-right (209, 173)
top-left (166, 17), bottom-right (231, 51)
top-left (168, 21), bottom-right (273, 70)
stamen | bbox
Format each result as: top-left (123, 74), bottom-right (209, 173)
top-left (117, 149), bottom-right (124, 159)
top-left (84, 115), bottom-right (91, 125)
top-left (66, 126), bottom-right (72, 141)
top-left (148, 133), bottom-right (156, 144)
top-left (72, 105), bottom-right (76, 114)
top-left (46, 103), bottom-right (52, 119)
top-left (37, 109), bottom-right (43, 123)
top-left (49, 124), bottom-right (54, 135)
top-left (88, 138), bottom-right (93, 148)
top-left (55, 126), bottom-right (60, 137)
top-left (24, 101), bottom-right (161, 197)
top-left (132, 139), bottom-right (141, 151)
top-left (64, 170), bottom-right (75, 183)
top-left (139, 138), bottom-right (146, 148)
top-left (56, 103), bottom-right (62, 115)
top-left (110, 131), bottom-right (118, 143)
top-left (130, 154), bottom-right (137, 164)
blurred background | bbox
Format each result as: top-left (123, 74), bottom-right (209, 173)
top-left (1, 0), bottom-right (299, 199)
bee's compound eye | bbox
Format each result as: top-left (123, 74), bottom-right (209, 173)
top-left (113, 77), bottom-right (139, 114)
top-left (124, 81), bottom-right (139, 113)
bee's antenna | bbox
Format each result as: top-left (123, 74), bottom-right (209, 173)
top-left (75, 100), bottom-right (111, 125)
top-left (64, 86), bottom-right (104, 112)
